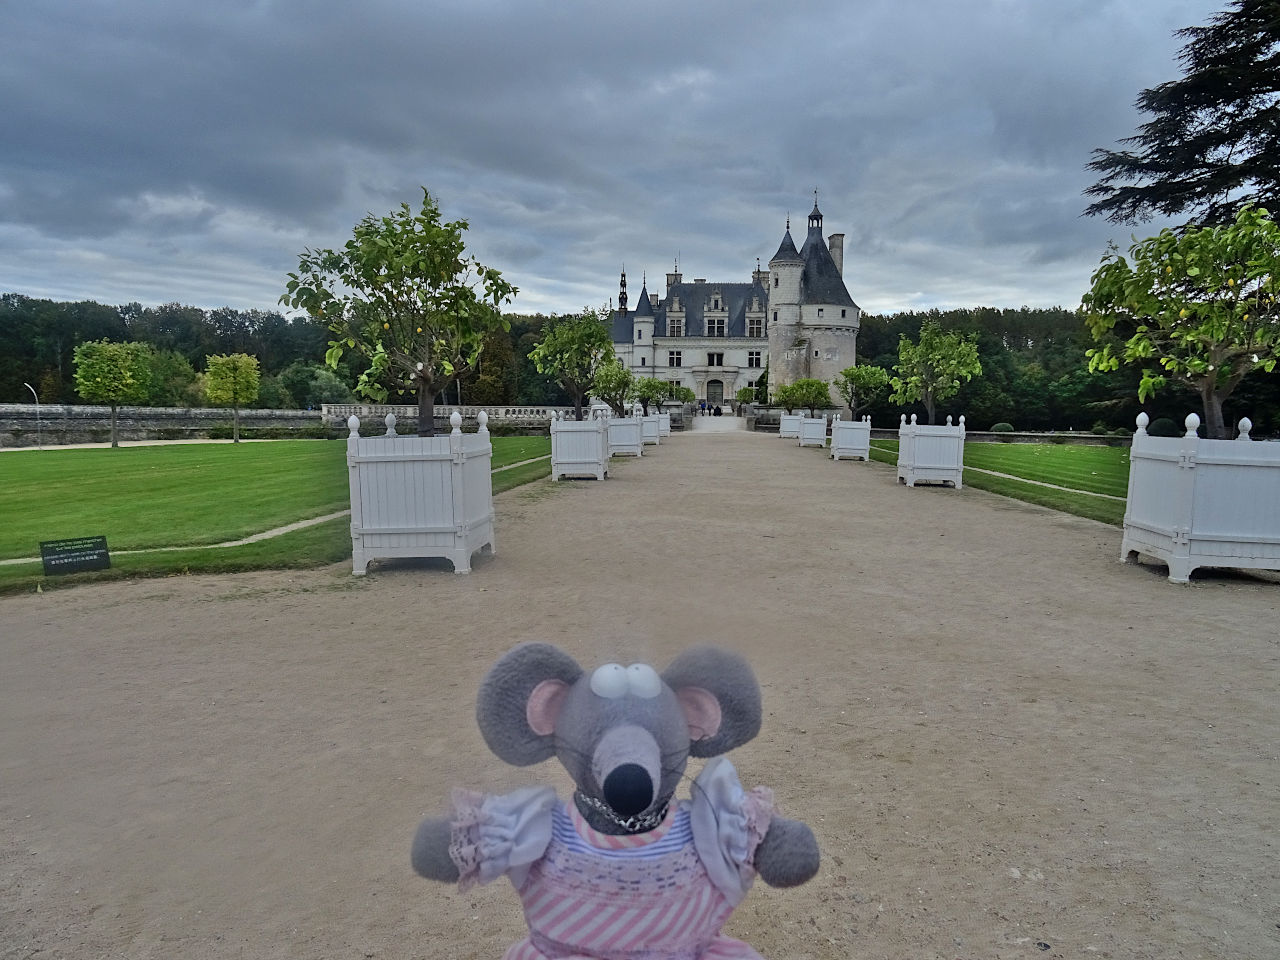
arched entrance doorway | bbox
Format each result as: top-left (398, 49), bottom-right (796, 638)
top-left (706, 379), bottom-right (724, 405)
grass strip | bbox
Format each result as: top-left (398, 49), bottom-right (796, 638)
top-left (0, 516), bottom-right (353, 595)
top-left (868, 439), bottom-right (1126, 525)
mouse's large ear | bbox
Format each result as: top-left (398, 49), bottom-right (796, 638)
top-left (476, 643), bottom-right (584, 766)
top-left (662, 647), bottom-right (762, 757)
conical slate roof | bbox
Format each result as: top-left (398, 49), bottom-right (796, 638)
top-left (633, 283), bottom-right (654, 317)
top-left (769, 229), bottom-right (802, 264)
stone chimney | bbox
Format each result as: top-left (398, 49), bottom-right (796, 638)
top-left (828, 234), bottom-right (844, 276)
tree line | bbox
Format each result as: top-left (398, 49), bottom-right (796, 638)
top-left (9, 290), bottom-right (1277, 434)
top-left (0, 292), bottom-right (572, 412)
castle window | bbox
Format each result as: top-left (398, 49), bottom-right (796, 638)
top-left (669, 379), bottom-right (681, 391)
top-left (668, 317), bottom-right (683, 337)
top-left (636, 329), bottom-right (643, 340)
top-left (748, 351), bottom-right (762, 368)
top-left (773, 277), bottom-right (778, 287)
top-left (713, 297), bottom-right (720, 310)
top-left (669, 350), bottom-right (682, 368)
top-left (708, 352), bottom-right (724, 366)
top-left (772, 311), bottom-right (777, 323)
top-left (640, 357), bottom-right (646, 366)
top-left (841, 309), bottom-right (847, 318)
top-left (817, 308), bottom-right (824, 318)
top-left (707, 316), bottom-right (725, 337)
top-left (747, 317), bottom-right (763, 338)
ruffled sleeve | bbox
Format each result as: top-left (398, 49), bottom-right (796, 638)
top-left (448, 785), bottom-right (557, 891)
top-left (688, 757), bottom-right (776, 906)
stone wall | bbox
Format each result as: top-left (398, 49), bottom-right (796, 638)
top-left (0, 404), bottom-right (326, 448)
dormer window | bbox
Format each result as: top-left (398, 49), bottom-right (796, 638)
top-left (713, 297), bottom-right (720, 311)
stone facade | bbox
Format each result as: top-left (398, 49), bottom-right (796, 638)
top-left (609, 199), bottom-right (861, 407)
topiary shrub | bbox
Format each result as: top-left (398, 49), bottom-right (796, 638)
top-left (1111, 427), bottom-right (1132, 437)
top-left (1091, 422), bottom-right (1109, 435)
top-left (1148, 417), bottom-right (1179, 437)
top-left (990, 422), bottom-right (1014, 432)
top-left (1048, 433), bottom-right (1067, 444)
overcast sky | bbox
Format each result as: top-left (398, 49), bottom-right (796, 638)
top-left (1, 0), bottom-right (1224, 318)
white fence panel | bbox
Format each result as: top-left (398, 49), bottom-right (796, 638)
top-left (608, 416), bottom-right (644, 457)
top-left (346, 411), bottom-right (494, 575)
top-left (550, 411), bottom-right (609, 481)
top-left (798, 416), bottom-right (827, 447)
top-left (658, 412), bottom-right (671, 437)
top-left (897, 414), bottom-right (965, 488)
top-left (1123, 412), bottom-right (1280, 583)
top-left (778, 413), bottom-right (803, 439)
top-left (831, 415), bottom-right (871, 461)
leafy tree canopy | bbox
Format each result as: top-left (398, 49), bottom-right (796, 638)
top-left (788, 378), bottom-right (836, 416)
top-left (1085, 0), bottom-right (1280, 225)
top-left (890, 321), bottom-right (982, 424)
top-left (592, 359), bottom-right (634, 416)
top-left (833, 364), bottom-right (890, 419)
top-left (205, 353), bottom-right (261, 442)
top-left (72, 339), bottom-right (154, 447)
top-left (281, 188), bottom-right (515, 435)
top-left (633, 376), bottom-right (671, 415)
top-left (1081, 205), bottom-right (1280, 438)
top-left (528, 306), bottom-right (615, 420)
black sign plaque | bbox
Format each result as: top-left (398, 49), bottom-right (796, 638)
top-left (40, 536), bottom-right (111, 576)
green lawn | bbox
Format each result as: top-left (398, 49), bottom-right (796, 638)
top-left (0, 436), bottom-right (550, 593)
top-left (868, 439), bottom-right (1130, 525)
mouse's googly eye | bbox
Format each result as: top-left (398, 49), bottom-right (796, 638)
top-left (626, 663), bottom-right (662, 699)
top-left (590, 663), bottom-right (629, 699)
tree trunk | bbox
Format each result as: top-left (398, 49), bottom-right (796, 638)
top-left (1201, 387), bottom-right (1227, 439)
top-left (110, 403), bottom-right (119, 448)
top-left (418, 378), bottom-right (436, 437)
top-left (923, 391), bottom-right (936, 425)
top-left (573, 389), bottom-right (584, 421)
top-left (233, 405), bottom-right (240, 443)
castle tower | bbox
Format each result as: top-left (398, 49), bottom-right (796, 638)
top-left (766, 199), bottom-right (862, 406)
top-left (767, 217), bottom-right (806, 390)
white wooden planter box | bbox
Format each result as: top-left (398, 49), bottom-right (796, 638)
top-left (641, 415), bottom-right (661, 445)
top-left (1122, 412), bottom-right (1280, 583)
top-left (608, 416), bottom-right (644, 457)
top-left (831, 415), bottom-right (872, 461)
top-left (778, 413), bottom-right (803, 438)
top-left (897, 414), bottom-right (965, 488)
top-left (550, 412), bottom-right (609, 481)
top-left (798, 416), bottom-right (827, 447)
top-left (346, 411), bottom-right (494, 575)
top-left (658, 412), bottom-right (671, 437)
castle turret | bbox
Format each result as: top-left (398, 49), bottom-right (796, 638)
top-left (618, 269), bottom-right (628, 313)
top-left (631, 276), bottom-right (655, 373)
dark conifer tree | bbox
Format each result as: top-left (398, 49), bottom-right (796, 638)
top-left (1085, 0), bottom-right (1280, 225)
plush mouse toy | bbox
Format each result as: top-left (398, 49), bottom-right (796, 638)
top-left (411, 642), bottom-right (819, 960)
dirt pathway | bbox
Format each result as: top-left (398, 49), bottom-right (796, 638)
top-left (2, 430), bottom-right (1277, 959)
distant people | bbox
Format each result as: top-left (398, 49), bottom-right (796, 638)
top-left (713, 405), bottom-right (722, 417)
top-left (699, 400), bottom-right (706, 415)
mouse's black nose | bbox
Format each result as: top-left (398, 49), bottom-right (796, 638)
top-left (603, 763), bottom-right (653, 817)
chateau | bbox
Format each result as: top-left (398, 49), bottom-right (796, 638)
top-left (609, 199), bottom-right (862, 407)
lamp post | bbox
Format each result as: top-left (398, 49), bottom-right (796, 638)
top-left (22, 382), bottom-right (42, 450)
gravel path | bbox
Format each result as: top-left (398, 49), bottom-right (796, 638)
top-left (2, 428), bottom-right (1277, 959)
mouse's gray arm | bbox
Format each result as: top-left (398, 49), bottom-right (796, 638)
top-left (410, 815), bottom-right (460, 883)
top-left (753, 814), bottom-right (819, 887)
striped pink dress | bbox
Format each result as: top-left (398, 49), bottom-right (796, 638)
top-left (449, 758), bottom-right (775, 960)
